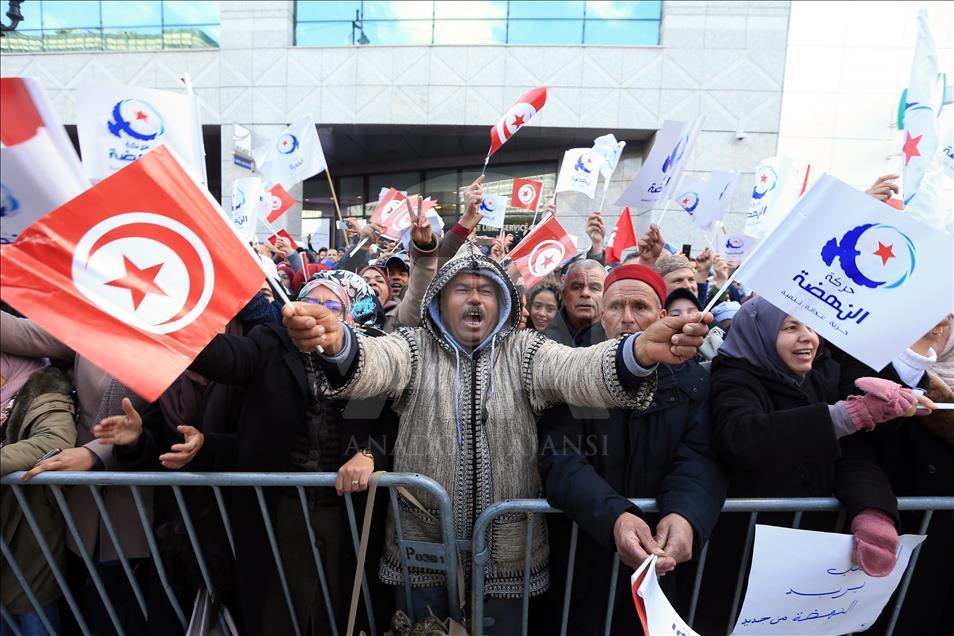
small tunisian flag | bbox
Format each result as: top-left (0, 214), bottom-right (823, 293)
top-left (265, 183), bottom-right (296, 223)
top-left (0, 146), bottom-right (264, 401)
top-left (605, 208), bottom-right (637, 264)
top-left (488, 87), bottom-right (547, 159)
top-left (511, 178), bottom-right (542, 211)
top-left (268, 228), bottom-right (299, 251)
top-left (509, 213), bottom-right (576, 287)
top-left (370, 187), bottom-right (411, 240)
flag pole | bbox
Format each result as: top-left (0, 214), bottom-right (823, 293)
top-left (480, 154), bottom-right (490, 178)
top-left (655, 198), bottom-right (674, 227)
top-left (323, 168), bottom-right (351, 248)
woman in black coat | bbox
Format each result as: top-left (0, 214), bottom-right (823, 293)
top-left (695, 297), bottom-right (923, 633)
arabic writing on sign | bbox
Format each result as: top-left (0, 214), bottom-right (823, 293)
top-left (108, 140), bottom-right (152, 163)
top-left (791, 270), bottom-right (870, 325)
top-left (647, 179), bottom-right (668, 195)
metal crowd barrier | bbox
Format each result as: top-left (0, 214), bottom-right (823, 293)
top-left (0, 471), bottom-right (462, 636)
top-left (470, 496), bottom-right (954, 636)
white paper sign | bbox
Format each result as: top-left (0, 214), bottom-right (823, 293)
top-left (631, 555), bottom-right (701, 636)
top-left (734, 174), bottom-right (954, 371)
top-left (732, 525), bottom-right (927, 635)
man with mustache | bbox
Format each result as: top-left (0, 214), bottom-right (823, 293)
top-left (282, 190), bottom-right (713, 633)
top-left (544, 259), bottom-right (608, 347)
top-left (537, 264), bottom-right (726, 635)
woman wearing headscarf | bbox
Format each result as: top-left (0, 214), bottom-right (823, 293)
top-left (695, 297), bottom-right (928, 632)
top-left (1, 353), bottom-right (76, 635)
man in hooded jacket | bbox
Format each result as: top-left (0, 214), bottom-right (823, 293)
top-left (283, 238), bottom-right (713, 632)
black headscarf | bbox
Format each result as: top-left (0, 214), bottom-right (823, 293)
top-left (718, 296), bottom-right (804, 385)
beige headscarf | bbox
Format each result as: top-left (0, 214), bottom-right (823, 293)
top-left (931, 314), bottom-right (954, 391)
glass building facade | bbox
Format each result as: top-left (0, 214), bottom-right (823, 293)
top-left (295, 1), bottom-right (661, 47)
top-left (0, 1), bottom-right (220, 52)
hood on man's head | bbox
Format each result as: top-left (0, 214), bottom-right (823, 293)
top-left (422, 241), bottom-right (520, 353)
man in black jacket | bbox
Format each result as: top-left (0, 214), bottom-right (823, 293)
top-left (538, 264), bottom-right (727, 635)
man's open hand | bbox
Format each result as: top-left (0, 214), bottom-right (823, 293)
top-left (282, 302), bottom-right (345, 354)
top-left (634, 311), bottom-right (713, 366)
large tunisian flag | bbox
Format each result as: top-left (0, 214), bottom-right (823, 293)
top-left (0, 145), bottom-right (264, 401)
top-left (488, 86), bottom-right (547, 158)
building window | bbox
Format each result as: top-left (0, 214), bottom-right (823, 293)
top-left (295, 0), bottom-right (660, 47)
top-left (0, 0), bottom-right (220, 53)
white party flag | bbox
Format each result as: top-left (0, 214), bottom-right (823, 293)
top-left (592, 133), bottom-right (627, 196)
top-left (77, 80), bottom-right (204, 184)
top-left (901, 9), bottom-right (951, 230)
top-left (231, 177), bottom-right (264, 243)
top-left (555, 148), bottom-right (603, 198)
top-left (743, 156), bottom-right (811, 240)
top-left (255, 114), bottom-right (328, 190)
top-left (478, 193), bottom-right (510, 229)
top-left (734, 174), bottom-right (953, 370)
top-left (616, 117), bottom-right (702, 209)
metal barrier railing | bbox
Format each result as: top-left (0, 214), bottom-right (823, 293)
top-left (0, 471), bottom-right (462, 636)
top-left (470, 496), bottom-right (954, 636)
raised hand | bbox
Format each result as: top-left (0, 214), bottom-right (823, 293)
top-left (159, 425), bottom-right (205, 469)
top-left (461, 176), bottom-right (485, 230)
top-left (585, 211), bottom-right (606, 255)
top-left (93, 397), bottom-right (143, 447)
top-left (275, 236), bottom-right (295, 256)
top-left (865, 174), bottom-right (900, 202)
top-left (282, 301), bottom-right (345, 354)
top-left (407, 195), bottom-right (434, 246)
top-left (633, 311), bottom-right (713, 366)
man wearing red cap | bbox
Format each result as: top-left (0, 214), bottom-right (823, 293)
top-left (538, 264), bottom-right (727, 635)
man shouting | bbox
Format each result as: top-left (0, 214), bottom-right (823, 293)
top-left (283, 239), bottom-right (711, 632)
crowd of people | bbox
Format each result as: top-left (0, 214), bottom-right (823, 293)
top-left (1, 174), bottom-right (952, 636)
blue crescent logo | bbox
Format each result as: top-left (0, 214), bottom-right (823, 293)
top-left (662, 134), bottom-right (688, 174)
top-left (678, 192), bottom-right (700, 213)
top-left (751, 166), bottom-right (778, 200)
top-left (480, 198), bottom-right (496, 213)
top-left (277, 134), bottom-right (299, 155)
top-left (574, 154), bottom-right (594, 174)
top-left (232, 190), bottom-right (245, 212)
top-left (0, 183), bottom-right (19, 218)
top-left (726, 237), bottom-right (744, 250)
top-left (107, 99), bottom-right (164, 141)
top-left (821, 223), bottom-right (916, 289)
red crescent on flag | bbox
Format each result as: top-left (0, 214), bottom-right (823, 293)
top-left (87, 222), bottom-right (206, 325)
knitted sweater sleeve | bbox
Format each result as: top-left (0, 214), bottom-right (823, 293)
top-left (520, 331), bottom-right (656, 414)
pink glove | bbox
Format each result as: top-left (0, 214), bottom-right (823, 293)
top-left (843, 377), bottom-right (916, 431)
top-left (851, 509), bottom-right (898, 577)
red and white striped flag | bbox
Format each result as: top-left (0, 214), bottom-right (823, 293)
top-left (488, 87), bottom-right (547, 159)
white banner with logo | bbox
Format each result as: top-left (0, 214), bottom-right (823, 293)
top-left (555, 147), bottom-right (602, 198)
top-left (478, 193), bottom-right (509, 229)
top-left (77, 80), bottom-right (204, 184)
top-left (230, 177), bottom-right (264, 243)
top-left (735, 174), bottom-right (954, 370)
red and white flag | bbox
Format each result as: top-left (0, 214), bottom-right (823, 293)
top-left (265, 183), bottom-right (296, 223)
top-left (488, 87), bottom-right (547, 159)
top-left (0, 146), bottom-right (264, 401)
top-left (268, 228), bottom-right (299, 251)
top-left (370, 187), bottom-right (411, 239)
top-left (0, 77), bottom-right (88, 246)
top-left (509, 213), bottom-right (575, 287)
top-left (511, 178), bottom-right (542, 211)
top-left (605, 208), bottom-right (637, 264)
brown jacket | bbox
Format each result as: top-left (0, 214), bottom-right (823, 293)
top-left (0, 311), bottom-right (152, 560)
top-left (1, 367), bottom-right (77, 612)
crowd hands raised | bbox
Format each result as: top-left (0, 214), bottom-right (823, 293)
top-left (1, 173), bottom-right (951, 635)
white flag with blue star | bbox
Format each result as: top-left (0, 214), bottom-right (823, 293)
top-left (254, 115), bottom-right (327, 190)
